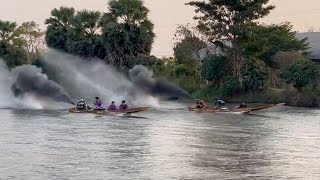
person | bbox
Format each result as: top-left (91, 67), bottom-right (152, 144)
top-left (214, 98), bottom-right (226, 108)
top-left (119, 100), bottom-right (128, 110)
top-left (108, 101), bottom-right (117, 111)
top-left (94, 97), bottom-right (104, 109)
top-left (77, 99), bottom-right (88, 110)
top-left (239, 102), bottom-right (247, 108)
top-left (196, 99), bottom-right (206, 109)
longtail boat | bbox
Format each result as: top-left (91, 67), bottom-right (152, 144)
top-left (188, 104), bottom-right (275, 113)
top-left (69, 107), bottom-right (149, 114)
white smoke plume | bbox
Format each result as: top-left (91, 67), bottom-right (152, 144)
top-left (42, 49), bottom-right (159, 107)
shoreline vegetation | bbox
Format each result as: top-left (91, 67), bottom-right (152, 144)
top-left (1, 0), bottom-right (319, 107)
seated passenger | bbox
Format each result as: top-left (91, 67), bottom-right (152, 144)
top-left (196, 99), bottom-right (206, 109)
top-left (77, 99), bottom-right (87, 110)
top-left (94, 97), bottom-right (104, 109)
top-left (119, 100), bottom-right (128, 110)
top-left (108, 101), bottom-right (117, 111)
top-left (214, 99), bottom-right (226, 108)
top-left (238, 102), bottom-right (247, 108)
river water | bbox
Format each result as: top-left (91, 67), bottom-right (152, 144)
top-left (0, 102), bottom-right (319, 180)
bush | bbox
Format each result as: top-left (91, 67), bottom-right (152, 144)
top-left (127, 55), bottom-right (162, 69)
top-left (176, 77), bottom-right (199, 94)
top-left (241, 58), bottom-right (267, 91)
top-left (219, 76), bottom-right (240, 97)
top-left (201, 55), bottom-right (227, 82)
top-left (192, 86), bottom-right (219, 101)
top-left (281, 60), bottom-right (320, 92)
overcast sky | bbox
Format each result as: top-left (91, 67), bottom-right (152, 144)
top-left (0, 0), bottom-right (319, 56)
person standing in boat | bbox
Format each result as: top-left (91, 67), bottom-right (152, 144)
top-left (108, 101), bottom-right (117, 111)
top-left (94, 97), bottom-right (104, 109)
top-left (119, 100), bottom-right (128, 110)
top-left (214, 99), bottom-right (226, 108)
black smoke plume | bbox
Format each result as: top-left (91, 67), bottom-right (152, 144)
top-left (10, 65), bottom-right (74, 104)
top-left (129, 65), bottom-right (192, 98)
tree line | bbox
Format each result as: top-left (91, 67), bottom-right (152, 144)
top-left (0, 0), bottom-right (319, 106)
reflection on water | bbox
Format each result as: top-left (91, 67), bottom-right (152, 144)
top-left (0, 104), bottom-right (319, 179)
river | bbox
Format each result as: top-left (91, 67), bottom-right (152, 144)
top-left (0, 102), bottom-right (319, 179)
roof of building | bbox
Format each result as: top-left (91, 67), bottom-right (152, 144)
top-left (296, 32), bottom-right (320, 60)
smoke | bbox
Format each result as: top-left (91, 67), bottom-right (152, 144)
top-left (129, 65), bottom-right (192, 98)
top-left (0, 59), bottom-right (71, 109)
top-left (41, 50), bottom-right (159, 107)
top-left (11, 65), bottom-right (74, 104)
top-left (0, 60), bottom-right (16, 108)
top-left (0, 49), bottom-right (191, 109)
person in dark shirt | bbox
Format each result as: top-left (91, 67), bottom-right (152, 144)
top-left (238, 102), bottom-right (247, 108)
top-left (119, 100), bottom-right (128, 110)
top-left (108, 101), bottom-right (117, 111)
top-left (77, 99), bottom-right (88, 110)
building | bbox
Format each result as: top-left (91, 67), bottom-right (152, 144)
top-left (196, 32), bottom-right (320, 62)
top-left (296, 32), bottom-right (320, 61)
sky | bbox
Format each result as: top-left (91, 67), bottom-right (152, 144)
top-left (0, 0), bottom-right (320, 57)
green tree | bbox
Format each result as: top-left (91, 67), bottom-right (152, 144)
top-left (187, 0), bottom-right (275, 76)
top-left (0, 20), bottom-right (27, 68)
top-left (173, 24), bottom-right (208, 83)
top-left (241, 58), bottom-right (268, 91)
top-left (219, 76), bottom-right (240, 97)
top-left (201, 55), bottom-right (227, 83)
top-left (173, 24), bottom-right (207, 64)
top-left (67, 10), bottom-right (105, 59)
top-left (281, 60), bottom-right (320, 92)
top-left (17, 21), bottom-right (44, 63)
top-left (45, 7), bottom-right (75, 50)
top-left (243, 23), bottom-right (309, 67)
top-left (100, 0), bottom-right (155, 67)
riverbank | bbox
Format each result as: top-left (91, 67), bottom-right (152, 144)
top-left (192, 87), bottom-right (320, 107)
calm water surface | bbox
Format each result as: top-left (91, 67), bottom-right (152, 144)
top-left (0, 102), bottom-right (319, 179)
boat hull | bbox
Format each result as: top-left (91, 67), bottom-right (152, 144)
top-left (188, 104), bottom-right (275, 113)
top-left (69, 107), bottom-right (149, 114)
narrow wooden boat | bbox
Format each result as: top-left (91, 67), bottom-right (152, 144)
top-left (188, 104), bottom-right (275, 113)
top-left (68, 107), bottom-right (148, 114)
top-left (108, 107), bottom-right (149, 114)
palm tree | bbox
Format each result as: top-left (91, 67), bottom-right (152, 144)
top-left (67, 10), bottom-right (104, 59)
top-left (100, 0), bottom-right (155, 67)
top-left (45, 6), bottom-right (75, 50)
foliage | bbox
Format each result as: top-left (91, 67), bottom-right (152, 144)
top-left (17, 21), bottom-right (44, 63)
top-left (273, 51), bottom-right (305, 69)
top-left (219, 76), bottom-right (239, 97)
top-left (281, 60), bottom-right (320, 91)
top-left (45, 7), bottom-right (75, 50)
top-left (100, 0), bottom-right (155, 67)
top-left (127, 54), bottom-right (162, 69)
top-left (176, 77), bottom-right (199, 94)
top-left (241, 58), bottom-right (268, 91)
top-left (173, 24), bottom-right (207, 64)
top-left (187, 0), bottom-right (275, 42)
top-left (243, 23), bottom-right (309, 67)
top-left (187, 0), bottom-right (275, 75)
top-left (0, 20), bottom-right (27, 68)
top-left (201, 55), bottom-right (227, 82)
